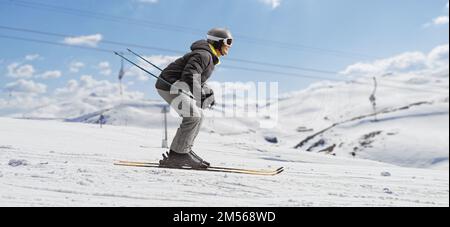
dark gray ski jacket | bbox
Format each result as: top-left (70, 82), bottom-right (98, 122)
top-left (155, 40), bottom-right (219, 101)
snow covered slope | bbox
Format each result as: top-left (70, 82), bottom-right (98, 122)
top-left (0, 117), bottom-right (448, 206)
top-left (8, 71), bottom-right (449, 170)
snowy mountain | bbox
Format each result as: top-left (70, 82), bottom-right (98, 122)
top-left (10, 69), bottom-right (448, 170)
top-left (0, 45), bottom-right (448, 206)
top-left (270, 74), bottom-right (449, 170)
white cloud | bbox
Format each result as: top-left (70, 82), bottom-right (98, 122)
top-left (7, 63), bottom-right (35, 78)
top-left (63, 34), bottom-right (103, 47)
top-left (98, 61), bottom-right (112, 76)
top-left (340, 44), bottom-right (449, 77)
top-left (427, 44), bottom-right (449, 69)
top-left (433, 16), bottom-right (449, 25)
top-left (1, 75), bottom-right (144, 117)
top-left (54, 75), bottom-right (144, 100)
top-left (1, 75), bottom-right (145, 118)
top-left (341, 52), bottom-right (427, 75)
top-left (54, 79), bottom-right (79, 94)
top-left (80, 75), bottom-right (103, 89)
top-left (0, 95), bottom-right (52, 116)
top-left (37, 70), bottom-right (62, 79)
top-left (145, 55), bottom-right (179, 67)
top-left (425, 2), bottom-right (450, 26)
top-left (125, 55), bottom-right (179, 81)
top-left (69, 61), bottom-right (85, 73)
top-left (55, 75), bottom-right (116, 97)
top-left (25, 54), bottom-right (40, 61)
top-left (259, 0), bottom-right (282, 9)
top-left (4, 79), bottom-right (47, 94)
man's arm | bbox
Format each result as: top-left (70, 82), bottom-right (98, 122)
top-left (180, 53), bottom-right (209, 101)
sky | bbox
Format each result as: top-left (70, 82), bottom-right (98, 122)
top-left (0, 0), bottom-right (448, 104)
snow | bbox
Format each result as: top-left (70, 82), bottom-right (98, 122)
top-left (0, 117), bottom-right (448, 207)
top-left (259, 73), bottom-right (449, 170)
top-left (0, 63), bottom-right (448, 206)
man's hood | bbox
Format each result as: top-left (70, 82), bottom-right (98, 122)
top-left (191, 40), bottom-right (220, 64)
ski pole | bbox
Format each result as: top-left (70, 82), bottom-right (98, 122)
top-left (127, 48), bottom-right (164, 72)
top-left (126, 49), bottom-right (216, 108)
top-left (113, 51), bottom-right (195, 100)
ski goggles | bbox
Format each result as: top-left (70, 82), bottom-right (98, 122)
top-left (207, 35), bottom-right (233, 46)
top-left (223, 38), bottom-right (233, 46)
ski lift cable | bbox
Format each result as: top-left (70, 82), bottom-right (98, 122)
top-left (0, 0), bottom-right (379, 60)
top-left (0, 33), bottom-right (446, 95)
top-left (0, 25), bottom-right (341, 75)
top-left (114, 51), bottom-right (195, 100)
top-left (0, 33), bottom-right (346, 82)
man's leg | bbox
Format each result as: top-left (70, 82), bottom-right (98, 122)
top-left (157, 89), bottom-right (204, 154)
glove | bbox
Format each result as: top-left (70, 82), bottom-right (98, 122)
top-left (200, 84), bottom-right (215, 109)
top-left (201, 91), bottom-right (215, 109)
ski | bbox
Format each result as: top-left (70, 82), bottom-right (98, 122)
top-left (115, 163), bottom-right (283, 176)
top-left (115, 160), bottom-right (284, 176)
top-left (116, 160), bottom-right (284, 173)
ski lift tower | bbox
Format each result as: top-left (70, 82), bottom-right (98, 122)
top-left (118, 54), bottom-right (125, 97)
top-left (7, 88), bottom-right (12, 105)
top-left (161, 105), bottom-right (169, 149)
top-left (370, 77), bottom-right (378, 122)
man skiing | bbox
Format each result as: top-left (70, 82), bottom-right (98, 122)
top-left (156, 28), bottom-right (233, 169)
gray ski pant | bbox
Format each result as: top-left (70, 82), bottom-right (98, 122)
top-left (157, 89), bottom-right (204, 154)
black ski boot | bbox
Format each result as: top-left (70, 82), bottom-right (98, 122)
top-left (189, 150), bottom-right (211, 167)
top-left (160, 150), bottom-right (208, 169)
